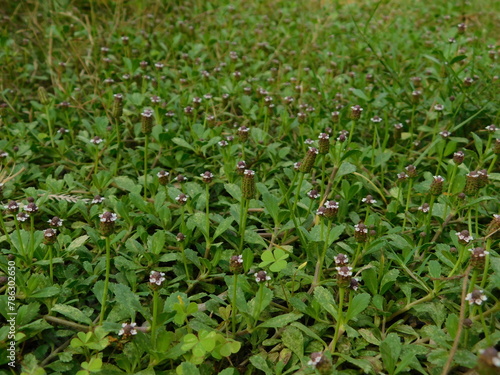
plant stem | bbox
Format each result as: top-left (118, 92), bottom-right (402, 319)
top-left (330, 287), bottom-right (345, 354)
top-left (402, 178), bottom-right (413, 231)
top-left (253, 283), bottom-right (264, 324)
top-left (232, 274), bottom-right (238, 334)
top-left (151, 289), bottom-right (159, 348)
top-left (49, 245), bottom-right (54, 283)
top-left (99, 236), bottom-right (111, 325)
top-left (239, 198), bottom-right (249, 253)
top-left (45, 106), bottom-right (55, 148)
top-left (144, 135), bottom-right (149, 200)
top-left (30, 215), bottom-right (35, 260)
top-left (204, 183), bottom-right (211, 258)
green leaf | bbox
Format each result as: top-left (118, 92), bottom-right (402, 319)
top-left (249, 355), bottom-right (272, 375)
top-left (250, 287), bottom-right (273, 318)
top-left (337, 353), bottom-right (373, 373)
top-left (52, 304), bottom-right (92, 325)
top-left (350, 88), bottom-right (370, 101)
top-left (30, 286), bottom-right (60, 299)
top-left (428, 260), bottom-right (441, 279)
top-left (172, 137), bottom-right (195, 151)
top-left (149, 230), bottom-right (165, 254)
top-left (449, 55), bottom-right (467, 64)
top-left (345, 293), bottom-right (371, 322)
top-left (380, 269), bottom-right (399, 294)
top-left (363, 267), bottom-right (378, 295)
top-left (114, 176), bottom-right (141, 194)
top-left (258, 313), bottom-right (303, 328)
top-left (213, 217), bottom-right (234, 240)
top-left (244, 229), bottom-right (267, 247)
top-left (445, 313), bottom-right (459, 340)
top-left (282, 326), bottom-right (304, 358)
top-left (262, 193), bottom-right (280, 223)
top-left (111, 283), bottom-right (148, 320)
top-left (186, 212), bottom-right (209, 238)
top-left (313, 286), bottom-right (337, 319)
top-left (176, 362), bottom-right (200, 375)
top-left (66, 235), bottom-right (89, 252)
top-left (181, 333), bottom-right (199, 351)
top-left (380, 332), bottom-right (401, 375)
top-left (224, 183), bottom-right (242, 201)
top-left (337, 161), bottom-right (356, 177)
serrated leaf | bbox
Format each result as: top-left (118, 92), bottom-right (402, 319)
top-left (52, 304), bottom-right (92, 325)
top-left (213, 217), bottom-right (234, 240)
top-left (244, 229), bottom-right (267, 247)
top-left (282, 326), bottom-right (303, 358)
top-left (337, 162), bottom-right (357, 177)
top-left (345, 293), bottom-right (371, 322)
top-left (262, 193), bottom-right (280, 223)
top-left (249, 355), bottom-right (272, 375)
top-left (172, 137), bottom-right (195, 151)
top-left (258, 313), bottom-right (303, 328)
top-left (380, 332), bottom-right (401, 374)
top-left (66, 235), bottom-right (89, 252)
top-left (313, 286), bottom-right (337, 319)
top-left (428, 260), bottom-right (441, 279)
top-left (224, 183), bottom-right (242, 202)
top-left (380, 269), bottom-right (400, 294)
top-left (114, 176), bottom-right (141, 194)
top-left (30, 286), bottom-right (60, 298)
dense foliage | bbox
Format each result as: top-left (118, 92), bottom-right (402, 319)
top-left (0, 0), bottom-right (499, 374)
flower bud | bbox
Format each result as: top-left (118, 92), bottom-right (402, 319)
top-left (38, 86), bottom-right (50, 105)
top-left (157, 170), bottom-right (169, 185)
top-left (336, 266), bottom-right (353, 288)
top-left (405, 165), bottom-right (417, 178)
top-left (469, 247), bottom-right (489, 269)
top-left (354, 222), bottom-right (368, 243)
top-left (238, 126), bottom-right (250, 141)
top-left (242, 169), bottom-right (256, 199)
top-left (477, 169), bottom-right (489, 188)
top-left (113, 94), bottom-right (124, 119)
top-left (43, 228), bottom-right (57, 244)
top-left (453, 151), bottom-right (464, 164)
top-left (486, 214), bottom-right (500, 239)
top-left (464, 171), bottom-right (480, 196)
top-left (299, 147), bottom-right (318, 173)
top-left (430, 176), bottom-right (444, 196)
top-left (141, 109), bottom-right (154, 134)
top-left (229, 254), bottom-right (243, 274)
top-left (99, 211), bottom-right (117, 236)
top-left (318, 133), bottom-right (330, 154)
top-left (350, 105), bottom-right (363, 120)
top-left (200, 171), bottom-right (214, 184)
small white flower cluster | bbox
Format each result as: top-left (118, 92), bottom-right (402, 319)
top-left (254, 270), bottom-right (271, 283)
top-left (456, 230), bottom-right (473, 244)
top-left (336, 266), bottom-right (353, 277)
top-left (175, 194), bottom-right (189, 203)
top-left (465, 290), bottom-right (487, 305)
top-left (362, 195), bottom-right (377, 205)
top-left (118, 322), bottom-right (137, 336)
top-left (354, 224), bottom-right (368, 234)
top-left (149, 271), bottom-right (166, 286)
top-left (99, 212), bottom-right (117, 223)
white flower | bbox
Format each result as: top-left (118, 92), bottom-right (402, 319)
top-left (118, 322), bottom-right (137, 336)
top-left (90, 136), bottom-right (104, 145)
top-left (465, 290), bottom-right (487, 305)
top-left (149, 271), bottom-right (166, 286)
top-left (99, 212), bottom-right (117, 222)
